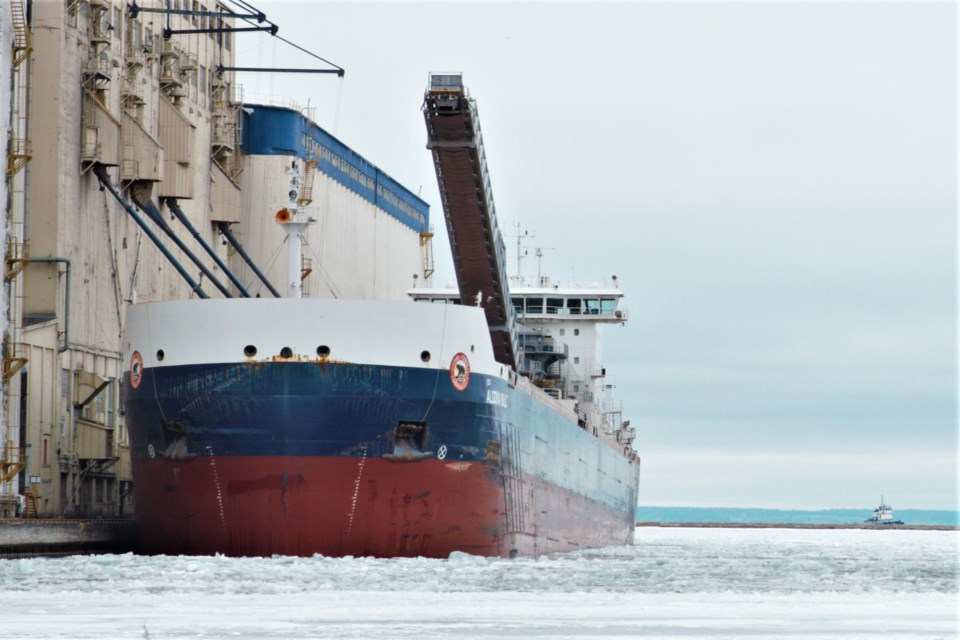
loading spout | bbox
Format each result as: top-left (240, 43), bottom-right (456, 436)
top-left (130, 191), bottom-right (234, 298)
top-left (216, 221), bottom-right (283, 298)
top-left (165, 198), bottom-right (252, 298)
top-left (92, 164), bottom-right (210, 299)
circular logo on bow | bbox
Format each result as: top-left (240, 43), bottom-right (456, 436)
top-left (129, 351), bottom-right (143, 389)
top-left (449, 353), bottom-right (470, 391)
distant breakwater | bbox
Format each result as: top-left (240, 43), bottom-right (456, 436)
top-left (636, 521), bottom-right (958, 531)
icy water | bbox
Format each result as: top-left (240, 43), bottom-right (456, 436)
top-left (0, 527), bottom-right (956, 639)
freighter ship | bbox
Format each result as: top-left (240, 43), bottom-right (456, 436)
top-left (122, 74), bottom-right (640, 558)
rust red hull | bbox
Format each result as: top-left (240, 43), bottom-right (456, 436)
top-left (132, 455), bottom-right (634, 558)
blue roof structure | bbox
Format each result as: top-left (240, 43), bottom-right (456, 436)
top-left (242, 105), bottom-right (429, 233)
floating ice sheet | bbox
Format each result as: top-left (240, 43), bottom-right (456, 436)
top-left (1, 527), bottom-right (956, 639)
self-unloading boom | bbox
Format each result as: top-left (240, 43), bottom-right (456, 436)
top-left (423, 73), bottom-right (518, 370)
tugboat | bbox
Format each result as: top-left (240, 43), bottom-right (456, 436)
top-left (864, 496), bottom-right (904, 525)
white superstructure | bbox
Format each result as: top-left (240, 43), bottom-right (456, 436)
top-left (409, 279), bottom-right (631, 441)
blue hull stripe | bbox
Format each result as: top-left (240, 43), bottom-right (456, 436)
top-left (125, 362), bottom-right (503, 459)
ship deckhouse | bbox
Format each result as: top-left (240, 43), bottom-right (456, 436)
top-left (410, 282), bottom-right (629, 439)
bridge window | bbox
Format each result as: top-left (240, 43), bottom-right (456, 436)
top-left (512, 298), bottom-right (524, 314)
top-left (601, 298), bottom-right (616, 315)
top-left (585, 299), bottom-right (600, 315)
top-left (567, 299), bottom-right (582, 315)
top-left (546, 298), bottom-right (563, 314)
top-left (526, 298), bottom-right (543, 314)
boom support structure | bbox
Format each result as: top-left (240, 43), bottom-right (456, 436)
top-left (422, 74), bottom-right (518, 370)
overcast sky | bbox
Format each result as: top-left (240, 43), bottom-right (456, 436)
top-left (238, 1), bottom-right (957, 511)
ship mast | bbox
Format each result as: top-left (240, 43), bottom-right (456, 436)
top-left (279, 216), bottom-right (310, 299)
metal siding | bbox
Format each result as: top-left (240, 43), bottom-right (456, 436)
top-left (209, 163), bottom-right (239, 223)
top-left (157, 97), bottom-right (196, 198)
top-left (121, 113), bottom-right (163, 182)
top-left (81, 95), bottom-right (121, 168)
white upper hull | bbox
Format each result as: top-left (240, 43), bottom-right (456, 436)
top-left (123, 298), bottom-right (506, 377)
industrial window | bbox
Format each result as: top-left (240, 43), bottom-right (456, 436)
top-left (82, 479), bottom-right (93, 507)
top-left (113, 8), bottom-right (122, 41)
top-left (95, 389), bottom-right (105, 423)
top-left (66, 0), bottom-right (78, 27)
top-left (192, 1), bottom-right (198, 25)
top-left (559, 328), bottom-right (565, 336)
top-left (574, 357), bottom-right (580, 364)
top-left (107, 380), bottom-right (116, 428)
top-left (60, 371), bottom-right (70, 421)
top-left (574, 329), bottom-right (580, 336)
top-left (200, 65), bottom-right (207, 106)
